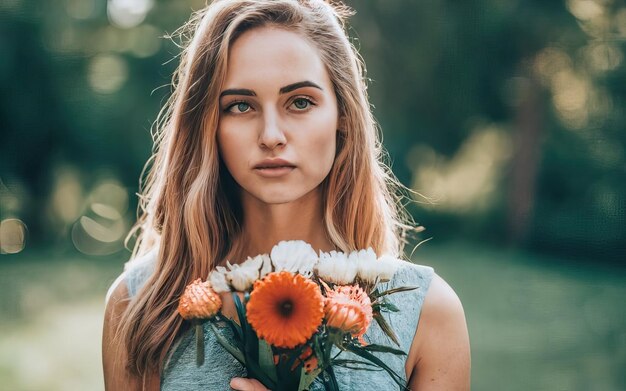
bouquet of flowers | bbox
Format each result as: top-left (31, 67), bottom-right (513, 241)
top-left (177, 241), bottom-right (417, 390)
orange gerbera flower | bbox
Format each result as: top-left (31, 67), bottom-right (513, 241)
top-left (178, 278), bottom-right (222, 320)
top-left (323, 283), bottom-right (373, 338)
top-left (246, 271), bottom-right (324, 349)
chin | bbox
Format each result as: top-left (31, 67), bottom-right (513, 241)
top-left (246, 184), bottom-right (321, 206)
top-left (254, 192), bottom-right (303, 205)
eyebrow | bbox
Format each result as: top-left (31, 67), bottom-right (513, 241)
top-left (219, 80), bottom-right (323, 99)
top-left (279, 81), bottom-right (323, 94)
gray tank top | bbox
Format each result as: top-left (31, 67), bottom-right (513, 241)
top-left (124, 250), bottom-right (434, 390)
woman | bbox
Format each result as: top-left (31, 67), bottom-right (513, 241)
top-left (102, 0), bottom-right (470, 390)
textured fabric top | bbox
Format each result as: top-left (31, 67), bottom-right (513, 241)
top-left (124, 250), bottom-right (434, 390)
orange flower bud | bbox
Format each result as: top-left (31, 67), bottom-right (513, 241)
top-left (178, 278), bottom-right (222, 320)
top-left (323, 284), bottom-right (373, 338)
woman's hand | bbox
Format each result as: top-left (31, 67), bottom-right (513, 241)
top-left (230, 377), bottom-right (270, 391)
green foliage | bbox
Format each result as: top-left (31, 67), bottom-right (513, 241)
top-left (1, 0), bottom-right (624, 261)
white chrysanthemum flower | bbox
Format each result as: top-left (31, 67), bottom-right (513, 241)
top-left (376, 254), bottom-right (400, 282)
top-left (349, 248), bottom-right (379, 284)
top-left (316, 250), bottom-right (358, 285)
top-left (208, 266), bottom-right (230, 293)
top-left (270, 240), bottom-right (318, 276)
top-left (351, 249), bottom-right (399, 283)
top-left (225, 257), bottom-right (264, 292)
top-left (257, 254), bottom-right (273, 278)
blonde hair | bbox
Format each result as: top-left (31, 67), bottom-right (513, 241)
top-left (119, 0), bottom-right (416, 379)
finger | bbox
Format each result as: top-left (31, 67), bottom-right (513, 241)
top-left (230, 377), bottom-right (268, 391)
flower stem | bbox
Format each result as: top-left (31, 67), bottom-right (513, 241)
top-left (195, 322), bottom-right (204, 366)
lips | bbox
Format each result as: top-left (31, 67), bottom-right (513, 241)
top-left (253, 158), bottom-right (296, 178)
top-left (253, 158), bottom-right (296, 169)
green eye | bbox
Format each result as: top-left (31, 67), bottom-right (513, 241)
top-left (235, 102), bottom-right (250, 112)
top-left (292, 98), bottom-right (310, 110)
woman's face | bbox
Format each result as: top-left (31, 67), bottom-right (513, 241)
top-left (217, 27), bottom-right (339, 206)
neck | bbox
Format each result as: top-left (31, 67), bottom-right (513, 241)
top-left (227, 188), bottom-right (335, 263)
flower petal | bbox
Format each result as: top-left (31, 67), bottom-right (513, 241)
top-left (270, 240), bottom-right (318, 275)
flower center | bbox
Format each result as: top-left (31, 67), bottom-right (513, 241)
top-left (277, 299), bottom-right (294, 317)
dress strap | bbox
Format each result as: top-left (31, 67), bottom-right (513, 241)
top-left (124, 248), bottom-right (158, 298)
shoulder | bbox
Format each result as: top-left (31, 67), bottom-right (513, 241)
top-left (102, 274), bottom-right (136, 389)
top-left (406, 272), bottom-right (471, 389)
top-left (103, 272), bottom-right (131, 348)
top-left (103, 253), bottom-right (160, 390)
top-left (421, 273), bottom-right (466, 326)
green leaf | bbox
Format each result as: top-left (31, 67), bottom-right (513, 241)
top-left (332, 359), bottom-right (383, 370)
top-left (258, 340), bottom-right (278, 383)
top-left (362, 343), bottom-right (406, 356)
top-left (233, 293), bottom-right (259, 362)
top-left (325, 365), bottom-right (340, 391)
top-left (344, 345), bottom-right (409, 391)
top-left (208, 322), bottom-right (245, 365)
top-left (297, 366), bottom-right (323, 391)
top-left (230, 293), bottom-right (278, 389)
top-left (377, 286), bottom-right (419, 298)
top-left (379, 300), bottom-right (400, 313)
top-left (244, 356), bottom-right (277, 389)
top-left (373, 313), bottom-right (401, 346)
top-left (232, 293), bottom-right (249, 330)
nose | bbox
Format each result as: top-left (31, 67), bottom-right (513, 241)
top-left (258, 111), bottom-right (286, 150)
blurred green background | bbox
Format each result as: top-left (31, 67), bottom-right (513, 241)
top-left (0, 0), bottom-right (624, 390)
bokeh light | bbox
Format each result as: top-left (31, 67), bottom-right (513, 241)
top-left (551, 69), bottom-right (590, 129)
top-left (0, 218), bottom-right (27, 254)
top-left (71, 179), bottom-right (129, 255)
top-left (583, 43), bottom-right (623, 73)
top-left (409, 124), bottom-right (512, 212)
top-left (107, 0), bottom-right (154, 29)
top-left (127, 24), bottom-right (161, 58)
top-left (48, 167), bottom-right (83, 225)
top-left (567, 0), bottom-right (604, 21)
top-left (87, 54), bottom-right (128, 94)
top-left (64, 0), bottom-right (98, 20)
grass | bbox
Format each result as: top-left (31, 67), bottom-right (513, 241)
top-left (0, 249), bottom-right (126, 391)
top-left (0, 242), bottom-right (624, 390)
top-left (414, 241), bottom-right (626, 391)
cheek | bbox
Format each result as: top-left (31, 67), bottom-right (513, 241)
top-left (216, 129), bottom-right (242, 176)
top-left (305, 118), bottom-right (337, 174)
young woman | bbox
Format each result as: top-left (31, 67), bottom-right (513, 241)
top-left (102, 1), bottom-right (470, 390)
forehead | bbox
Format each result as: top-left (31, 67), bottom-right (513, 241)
top-left (223, 26), bottom-right (331, 90)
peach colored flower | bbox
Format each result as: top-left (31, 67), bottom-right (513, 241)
top-left (323, 283), bottom-right (373, 338)
top-left (246, 271), bottom-right (324, 349)
top-left (177, 278), bottom-right (222, 320)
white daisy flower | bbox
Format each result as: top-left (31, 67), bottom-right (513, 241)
top-left (270, 240), bottom-right (318, 277)
top-left (316, 250), bottom-right (358, 285)
top-left (208, 266), bottom-right (230, 293)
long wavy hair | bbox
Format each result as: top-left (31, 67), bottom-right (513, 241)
top-left (118, 0), bottom-right (416, 380)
